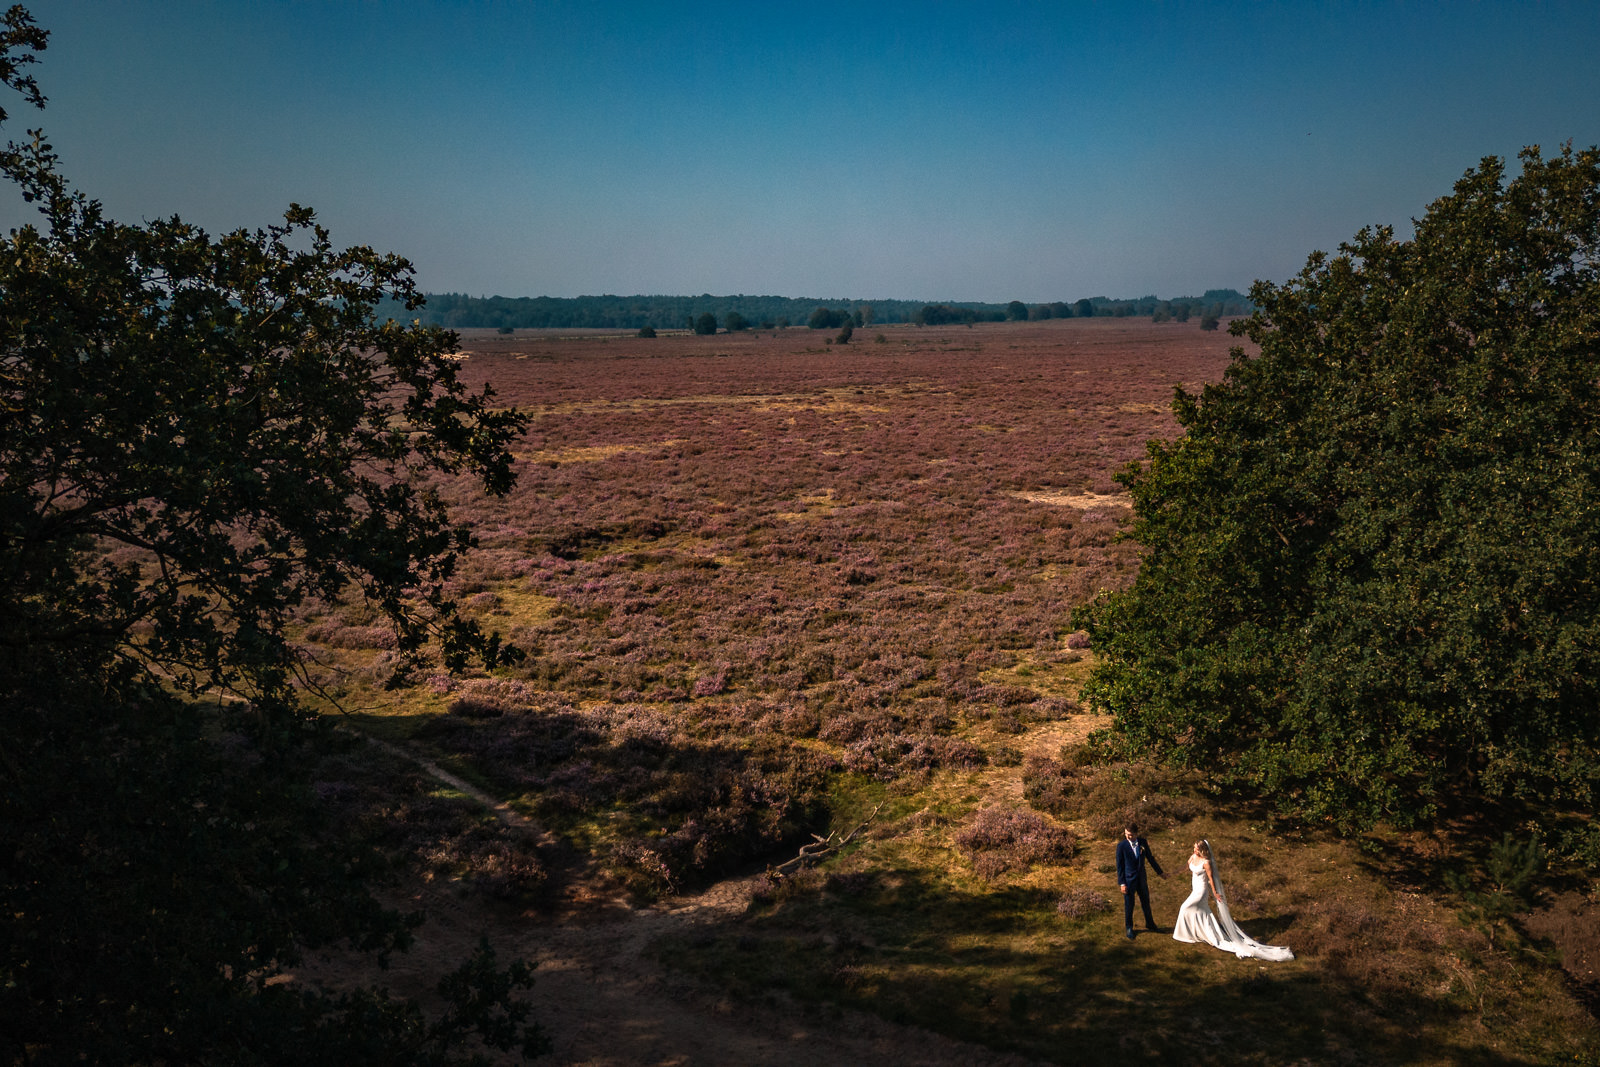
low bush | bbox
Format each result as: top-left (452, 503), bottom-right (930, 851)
top-left (418, 702), bottom-right (836, 894)
top-left (1022, 753), bottom-right (1202, 835)
top-left (1055, 886), bottom-right (1113, 919)
top-left (953, 806), bottom-right (1076, 880)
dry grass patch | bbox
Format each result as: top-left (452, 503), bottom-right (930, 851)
top-left (1007, 489), bottom-right (1133, 509)
top-left (518, 438), bottom-right (686, 464)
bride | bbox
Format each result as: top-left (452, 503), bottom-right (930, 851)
top-left (1172, 839), bottom-right (1293, 961)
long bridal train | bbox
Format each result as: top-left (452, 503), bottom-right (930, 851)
top-left (1172, 839), bottom-right (1293, 962)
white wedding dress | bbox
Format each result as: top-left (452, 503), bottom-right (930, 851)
top-left (1172, 849), bottom-right (1293, 961)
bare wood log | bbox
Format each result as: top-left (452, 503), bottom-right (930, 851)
top-left (766, 801), bottom-right (884, 878)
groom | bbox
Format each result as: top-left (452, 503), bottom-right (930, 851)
top-left (1115, 821), bottom-right (1166, 939)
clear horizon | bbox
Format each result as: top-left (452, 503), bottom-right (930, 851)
top-left (2, 2), bottom-right (1597, 303)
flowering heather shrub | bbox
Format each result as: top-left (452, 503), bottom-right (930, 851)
top-left (419, 826), bottom-right (550, 902)
top-left (990, 744), bottom-right (1024, 767)
top-left (748, 865), bottom-right (828, 907)
top-left (613, 841), bottom-right (676, 894)
top-left (953, 806), bottom-right (1077, 880)
top-left (1056, 887), bottom-right (1113, 919)
top-left (1064, 630), bottom-right (1092, 650)
top-left (295, 322), bottom-right (1236, 883)
top-left (1023, 753), bottom-right (1202, 834)
top-left (989, 712), bottom-right (1026, 735)
top-left (1286, 894), bottom-right (1464, 999)
top-left (976, 683), bottom-right (1038, 707)
top-left (1026, 696), bottom-right (1079, 720)
top-left (445, 677), bottom-right (552, 718)
top-left (841, 732), bottom-right (986, 780)
top-left (306, 741), bottom-right (552, 903)
top-left (415, 699), bottom-right (836, 892)
top-left (692, 662), bottom-right (730, 697)
top-left (302, 622), bottom-right (398, 650)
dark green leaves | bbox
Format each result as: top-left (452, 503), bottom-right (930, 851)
top-left (0, 12), bottom-right (541, 1061)
top-left (1079, 146), bottom-right (1600, 830)
top-left (0, 136), bottom-right (527, 717)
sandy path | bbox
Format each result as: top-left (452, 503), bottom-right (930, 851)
top-left (307, 730), bottom-right (1052, 1066)
top-left (334, 867), bottom-right (1046, 1067)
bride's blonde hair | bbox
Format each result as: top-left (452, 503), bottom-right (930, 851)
top-left (1193, 839), bottom-right (1212, 859)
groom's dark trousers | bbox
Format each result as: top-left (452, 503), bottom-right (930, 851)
top-left (1115, 836), bottom-right (1164, 931)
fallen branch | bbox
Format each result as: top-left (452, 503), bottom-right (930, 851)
top-left (767, 801), bottom-right (884, 878)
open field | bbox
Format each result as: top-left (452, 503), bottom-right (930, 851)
top-left (292, 319), bottom-right (1600, 1065)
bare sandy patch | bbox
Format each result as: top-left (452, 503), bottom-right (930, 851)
top-left (519, 439), bottom-right (686, 464)
top-left (774, 488), bottom-right (838, 521)
top-left (1008, 490), bottom-right (1133, 510)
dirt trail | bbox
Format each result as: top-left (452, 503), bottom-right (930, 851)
top-left (309, 733), bottom-right (1051, 1067)
top-left (316, 865), bottom-right (1046, 1067)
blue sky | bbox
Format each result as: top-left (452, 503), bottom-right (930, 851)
top-left (3, 2), bottom-right (1598, 302)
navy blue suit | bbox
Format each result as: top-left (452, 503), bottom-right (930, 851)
top-left (1115, 836), bottom-right (1164, 932)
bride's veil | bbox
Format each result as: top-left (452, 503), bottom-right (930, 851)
top-left (1202, 838), bottom-right (1294, 962)
top-left (1202, 838), bottom-right (1242, 937)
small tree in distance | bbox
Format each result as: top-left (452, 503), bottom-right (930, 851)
top-left (694, 311), bottom-right (718, 335)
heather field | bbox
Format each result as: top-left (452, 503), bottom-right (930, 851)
top-left (294, 319), bottom-right (1600, 1065)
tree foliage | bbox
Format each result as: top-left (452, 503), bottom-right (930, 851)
top-left (1078, 145), bottom-right (1600, 832)
top-left (807, 306), bottom-right (849, 330)
top-left (0, 8), bottom-right (544, 1059)
top-left (385, 291), bottom-right (1253, 331)
top-left (1446, 832), bottom-right (1544, 950)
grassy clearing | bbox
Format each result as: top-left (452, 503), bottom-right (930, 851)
top-left (652, 754), bottom-right (1597, 1064)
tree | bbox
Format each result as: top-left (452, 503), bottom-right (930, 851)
top-left (835, 322), bottom-right (853, 344)
top-left (722, 310), bottom-right (747, 332)
top-left (1073, 298), bottom-right (1094, 318)
top-left (0, 9), bottom-right (545, 1059)
top-left (1006, 300), bottom-right (1028, 321)
top-left (808, 306), bottom-right (846, 330)
top-left (1446, 832), bottom-right (1545, 950)
top-left (1077, 145), bottom-right (1600, 832)
top-left (693, 311), bottom-right (717, 334)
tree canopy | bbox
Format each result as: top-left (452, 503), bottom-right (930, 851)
top-left (1077, 145), bottom-right (1600, 840)
top-left (0, 8), bottom-right (544, 1059)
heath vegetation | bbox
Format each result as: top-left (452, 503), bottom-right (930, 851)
top-left (6, 3), bottom-right (1600, 1058)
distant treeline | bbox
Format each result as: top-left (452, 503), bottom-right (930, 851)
top-left (381, 290), bottom-right (1254, 331)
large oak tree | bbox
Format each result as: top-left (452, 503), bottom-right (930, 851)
top-left (1078, 145), bottom-right (1600, 839)
top-left (0, 8), bottom-right (545, 1061)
